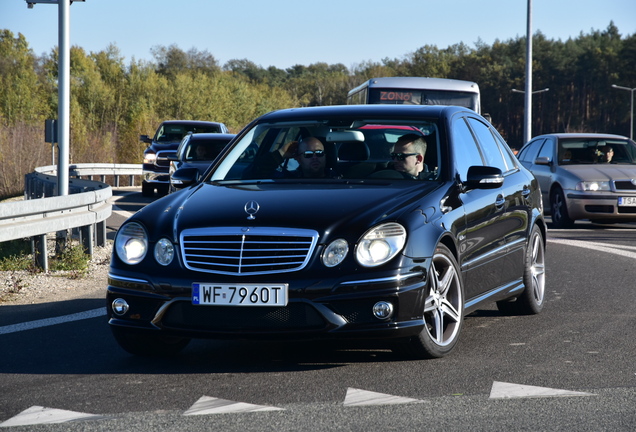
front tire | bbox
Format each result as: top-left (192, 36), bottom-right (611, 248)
top-left (141, 182), bottom-right (154, 197)
top-left (393, 244), bottom-right (464, 359)
top-left (497, 225), bottom-right (546, 315)
top-left (111, 326), bottom-right (190, 357)
top-left (550, 187), bottom-right (574, 228)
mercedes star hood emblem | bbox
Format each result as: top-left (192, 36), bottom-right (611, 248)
top-left (245, 200), bottom-right (260, 220)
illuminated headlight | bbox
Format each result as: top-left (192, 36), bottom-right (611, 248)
top-left (355, 223), bottom-right (407, 267)
top-left (154, 238), bottom-right (175, 266)
top-left (143, 153), bottom-right (157, 163)
top-left (576, 181), bottom-right (611, 191)
top-left (322, 239), bottom-right (349, 267)
top-left (115, 222), bottom-right (148, 265)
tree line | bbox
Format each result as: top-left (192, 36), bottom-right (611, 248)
top-left (0, 23), bottom-right (634, 198)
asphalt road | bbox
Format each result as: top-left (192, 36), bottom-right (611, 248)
top-left (1, 189), bottom-right (635, 431)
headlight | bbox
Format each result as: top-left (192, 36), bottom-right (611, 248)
top-left (154, 238), bottom-right (175, 266)
top-left (143, 152), bottom-right (157, 164)
top-left (355, 223), bottom-right (407, 267)
top-left (576, 181), bottom-right (611, 191)
top-left (115, 222), bottom-right (148, 265)
top-left (322, 239), bottom-right (349, 267)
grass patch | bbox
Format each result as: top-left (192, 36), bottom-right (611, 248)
top-left (49, 243), bottom-right (91, 278)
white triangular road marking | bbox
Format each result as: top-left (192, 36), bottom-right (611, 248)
top-left (183, 396), bottom-right (284, 415)
top-left (489, 381), bottom-right (595, 399)
top-left (343, 387), bottom-right (424, 406)
top-left (0, 406), bottom-right (105, 427)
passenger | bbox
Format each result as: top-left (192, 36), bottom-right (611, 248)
top-left (248, 137), bottom-right (337, 179)
top-left (390, 133), bottom-right (428, 179)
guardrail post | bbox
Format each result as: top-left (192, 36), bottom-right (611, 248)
top-left (96, 221), bottom-right (106, 247)
top-left (32, 234), bottom-right (48, 271)
top-left (80, 225), bottom-right (94, 256)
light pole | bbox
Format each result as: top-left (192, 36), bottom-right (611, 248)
top-left (26, 0), bottom-right (85, 196)
top-left (612, 84), bottom-right (635, 140)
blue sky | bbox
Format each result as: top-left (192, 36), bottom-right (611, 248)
top-left (2, 0), bottom-right (636, 69)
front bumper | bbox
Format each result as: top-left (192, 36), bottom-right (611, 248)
top-left (106, 270), bottom-right (429, 341)
top-left (566, 191), bottom-right (636, 221)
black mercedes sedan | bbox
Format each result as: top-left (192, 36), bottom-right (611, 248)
top-left (108, 104), bottom-right (546, 359)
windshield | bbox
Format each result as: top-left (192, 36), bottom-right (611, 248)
top-left (558, 138), bottom-right (636, 165)
top-left (210, 119), bottom-right (440, 182)
top-left (155, 124), bottom-right (221, 143)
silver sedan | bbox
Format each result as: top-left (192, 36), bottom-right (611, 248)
top-left (517, 133), bottom-right (636, 228)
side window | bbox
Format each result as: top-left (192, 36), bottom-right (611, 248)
top-left (517, 139), bottom-right (544, 163)
top-left (537, 139), bottom-right (554, 161)
top-left (493, 132), bottom-right (518, 171)
top-left (466, 118), bottom-right (507, 173)
top-left (452, 117), bottom-right (483, 182)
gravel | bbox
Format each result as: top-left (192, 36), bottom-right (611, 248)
top-left (0, 240), bottom-right (112, 306)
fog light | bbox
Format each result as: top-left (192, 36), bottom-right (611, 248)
top-left (112, 298), bottom-right (129, 316)
top-left (372, 301), bottom-right (393, 319)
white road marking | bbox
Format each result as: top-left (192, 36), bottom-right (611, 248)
top-left (0, 308), bottom-right (106, 335)
top-left (0, 406), bottom-right (106, 427)
top-left (548, 238), bottom-right (636, 259)
top-left (343, 388), bottom-right (424, 406)
top-left (489, 381), bottom-right (595, 399)
top-left (183, 396), bottom-right (284, 415)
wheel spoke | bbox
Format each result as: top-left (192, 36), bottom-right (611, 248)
top-left (441, 300), bottom-right (461, 323)
top-left (431, 309), bottom-right (443, 343)
top-left (423, 294), bottom-right (436, 313)
top-left (438, 266), bottom-right (455, 297)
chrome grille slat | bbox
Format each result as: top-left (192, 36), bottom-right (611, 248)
top-left (180, 227), bottom-right (319, 275)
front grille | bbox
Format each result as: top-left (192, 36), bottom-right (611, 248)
top-left (614, 180), bottom-right (636, 191)
top-left (161, 301), bottom-right (327, 332)
top-left (155, 151), bottom-right (172, 168)
top-left (181, 227), bottom-right (319, 275)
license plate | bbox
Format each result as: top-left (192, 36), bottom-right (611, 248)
top-left (618, 197), bottom-right (636, 206)
top-left (192, 283), bottom-right (288, 306)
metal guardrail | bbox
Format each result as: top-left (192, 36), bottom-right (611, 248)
top-left (0, 163), bottom-right (142, 270)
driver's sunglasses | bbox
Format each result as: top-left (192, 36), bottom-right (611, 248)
top-left (390, 152), bottom-right (418, 161)
top-left (302, 150), bottom-right (325, 158)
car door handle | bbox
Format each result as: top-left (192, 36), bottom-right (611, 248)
top-left (522, 186), bottom-right (531, 197)
top-left (495, 194), bottom-right (505, 210)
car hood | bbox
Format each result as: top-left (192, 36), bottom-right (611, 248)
top-left (138, 181), bottom-right (441, 243)
top-left (560, 164), bottom-right (636, 181)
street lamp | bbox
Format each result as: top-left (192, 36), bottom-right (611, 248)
top-left (512, 88), bottom-right (550, 95)
top-left (511, 88), bottom-right (549, 142)
top-left (611, 84), bottom-right (635, 140)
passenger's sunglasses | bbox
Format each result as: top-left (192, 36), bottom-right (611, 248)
top-left (302, 150), bottom-right (325, 158)
top-left (390, 152), bottom-right (418, 161)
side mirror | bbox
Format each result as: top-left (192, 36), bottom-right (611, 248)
top-left (171, 167), bottom-right (200, 189)
top-left (534, 156), bottom-right (551, 166)
top-left (140, 134), bottom-right (152, 144)
top-left (465, 166), bottom-right (504, 190)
